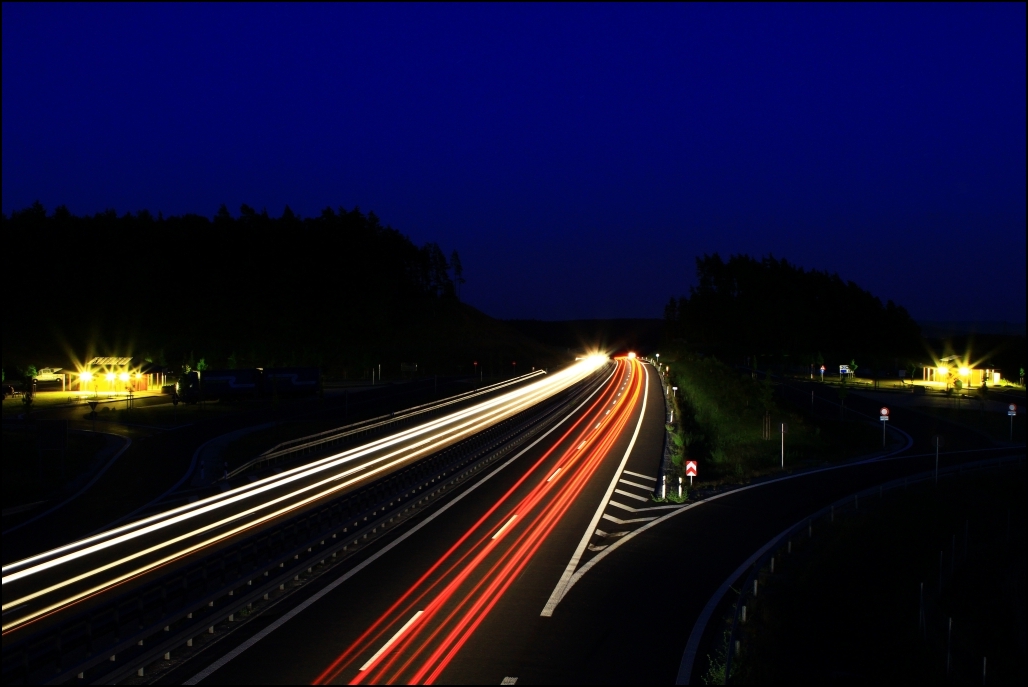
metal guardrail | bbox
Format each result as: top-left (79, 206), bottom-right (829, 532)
top-left (1, 363), bottom-right (610, 685)
top-left (719, 452), bottom-right (1026, 684)
top-left (225, 371), bottom-right (546, 479)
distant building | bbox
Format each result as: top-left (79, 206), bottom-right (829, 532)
top-left (77, 357), bottom-right (167, 393)
top-left (922, 357), bottom-right (1001, 388)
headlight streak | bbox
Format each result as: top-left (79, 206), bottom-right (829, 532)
top-left (5, 384), bottom-right (561, 615)
top-left (310, 360), bottom-right (629, 685)
top-left (2, 358), bottom-right (608, 634)
top-left (313, 359), bottom-right (646, 685)
top-left (4, 363), bottom-right (590, 579)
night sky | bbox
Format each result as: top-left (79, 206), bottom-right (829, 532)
top-left (3, 4), bottom-right (1025, 323)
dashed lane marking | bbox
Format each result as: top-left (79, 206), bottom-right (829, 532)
top-left (492, 514), bottom-right (518, 540)
top-left (618, 478), bottom-right (653, 491)
top-left (360, 611), bottom-right (423, 671)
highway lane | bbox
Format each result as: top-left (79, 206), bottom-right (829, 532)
top-left (1, 357), bottom-right (608, 642)
top-left (157, 356), bottom-right (664, 684)
top-left (159, 363), bottom-right (1011, 685)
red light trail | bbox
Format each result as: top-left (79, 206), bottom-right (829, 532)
top-left (312, 357), bottom-right (645, 685)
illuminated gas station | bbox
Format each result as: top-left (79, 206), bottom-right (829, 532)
top-left (76, 357), bottom-right (168, 396)
top-left (922, 355), bottom-right (1002, 389)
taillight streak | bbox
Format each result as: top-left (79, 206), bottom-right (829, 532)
top-left (311, 360), bottom-right (628, 684)
top-left (319, 359), bottom-right (644, 685)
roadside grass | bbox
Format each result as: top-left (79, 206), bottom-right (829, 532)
top-left (667, 353), bottom-right (880, 483)
top-left (729, 466), bottom-right (1025, 684)
top-left (2, 392), bottom-right (88, 413)
top-left (2, 429), bottom-right (108, 508)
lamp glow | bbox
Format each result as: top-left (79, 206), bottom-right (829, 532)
top-left (118, 373), bottom-right (130, 382)
top-left (105, 373), bottom-right (115, 382)
top-left (80, 371), bottom-right (93, 382)
top-left (937, 365), bottom-right (949, 375)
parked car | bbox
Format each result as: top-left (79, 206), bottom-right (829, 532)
top-left (32, 367), bottom-right (64, 382)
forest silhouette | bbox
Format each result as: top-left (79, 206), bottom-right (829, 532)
top-left (2, 202), bottom-right (554, 378)
top-left (664, 254), bottom-right (924, 372)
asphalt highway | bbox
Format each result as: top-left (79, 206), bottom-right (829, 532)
top-left (1, 357), bottom-right (608, 643)
top-left (152, 363), bottom-right (1018, 685)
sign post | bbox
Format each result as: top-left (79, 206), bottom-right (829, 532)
top-left (932, 435), bottom-right (944, 484)
top-left (1009, 404), bottom-right (1017, 441)
top-left (685, 460), bottom-right (697, 486)
top-left (880, 406), bottom-right (890, 446)
top-left (780, 423), bottom-right (788, 469)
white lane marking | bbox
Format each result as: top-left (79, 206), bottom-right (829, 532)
top-left (608, 500), bottom-right (682, 513)
top-left (577, 441), bottom-right (586, 450)
top-left (546, 468), bottom-right (562, 483)
top-left (602, 513), bottom-right (657, 525)
top-left (586, 543), bottom-right (608, 552)
top-left (622, 470), bottom-right (656, 481)
top-left (181, 367), bottom-right (617, 685)
top-left (613, 489), bottom-right (649, 503)
top-left (541, 362), bottom-right (649, 617)
top-left (594, 529), bottom-right (629, 539)
top-left (558, 427), bottom-right (919, 635)
top-left (492, 515), bottom-right (518, 540)
top-left (618, 478), bottom-right (653, 491)
top-left (605, 410), bottom-right (610, 415)
top-left (501, 678), bottom-right (518, 685)
top-left (360, 610), bottom-right (423, 671)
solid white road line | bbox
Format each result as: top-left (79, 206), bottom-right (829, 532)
top-left (617, 478), bottom-right (653, 491)
top-left (360, 610), bottom-right (423, 671)
top-left (622, 470), bottom-right (656, 481)
top-left (540, 363), bottom-right (650, 617)
top-left (556, 426), bottom-right (919, 653)
top-left (602, 513), bottom-right (657, 525)
top-left (613, 489), bottom-right (649, 503)
top-left (181, 367), bottom-right (616, 685)
top-left (608, 500), bottom-right (682, 513)
top-left (492, 515), bottom-right (518, 540)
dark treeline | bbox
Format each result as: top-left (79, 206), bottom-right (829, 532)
top-left (505, 319), bottom-right (663, 356)
top-left (664, 254), bottom-right (923, 370)
top-left (2, 202), bottom-right (555, 377)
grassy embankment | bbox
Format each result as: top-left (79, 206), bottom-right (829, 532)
top-left (2, 430), bottom-right (108, 508)
top-left (725, 466), bottom-right (1025, 684)
top-left (665, 354), bottom-right (880, 485)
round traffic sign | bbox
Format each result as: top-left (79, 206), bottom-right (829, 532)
top-left (880, 407), bottom-right (890, 416)
top-left (1010, 404), bottom-right (1017, 412)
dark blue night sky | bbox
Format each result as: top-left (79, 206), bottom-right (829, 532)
top-left (3, 4), bottom-right (1025, 322)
